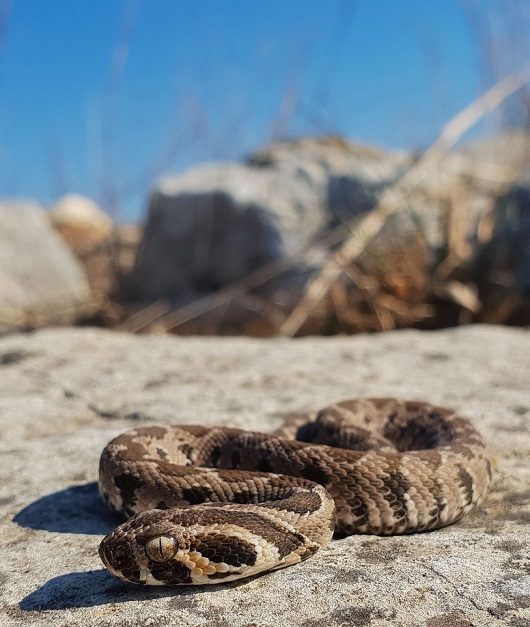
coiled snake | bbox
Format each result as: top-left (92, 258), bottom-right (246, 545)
top-left (98, 398), bottom-right (491, 585)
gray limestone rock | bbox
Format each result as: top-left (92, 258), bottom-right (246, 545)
top-left (130, 139), bottom-right (412, 306)
top-left (0, 325), bottom-right (529, 626)
top-left (250, 136), bottom-right (409, 228)
top-left (0, 200), bottom-right (90, 330)
top-left (131, 161), bottom-right (328, 303)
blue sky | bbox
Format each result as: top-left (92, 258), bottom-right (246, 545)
top-left (0, 1), bottom-right (525, 220)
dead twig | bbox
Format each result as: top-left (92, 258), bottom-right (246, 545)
top-left (115, 300), bottom-right (170, 333)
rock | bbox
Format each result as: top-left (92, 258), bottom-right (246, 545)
top-left (1, 325), bottom-right (529, 626)
top-left (250, 136), bottom-right (410, 227)
top-left (0, 201), bottom-right (90, 330)
top-left (131, 161), bottom-right (328, 303)
top-left (130, 138), bottom-right (412, 307)
top-left (49, 194), bottom-right (113, 252)
top-left (249, 137), bottom-right (474, 255)
top-left (487, 175), bottom-right (530, 293)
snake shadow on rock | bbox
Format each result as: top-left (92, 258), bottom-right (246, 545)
top-left (13, 481), bottom-right (123, 535)
top-left (19, 569), bottom-right (200, 610)
top-left (19, 569), bottom-right (252, 610)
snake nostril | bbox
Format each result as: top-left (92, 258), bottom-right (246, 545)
top-left (115, 545), bottom-right (127, 559)
top-left (99, 535), bottom-right (130, 569)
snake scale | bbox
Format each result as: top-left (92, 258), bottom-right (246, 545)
top-left (98, 398), bottom-right (491, 585)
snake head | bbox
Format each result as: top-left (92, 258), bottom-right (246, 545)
top-left (99, 510), bottom-right (197, 585)
top-left (99, 505), bottom-right (320, 585)
top-left (99, 508), bottom-right (248, 585)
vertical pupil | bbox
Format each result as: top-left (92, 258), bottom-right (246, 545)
top-left (146, 535), bottom-right (176, 561)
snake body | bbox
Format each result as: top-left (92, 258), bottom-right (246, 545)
top-left (98, 398), bottom-right (491, 585)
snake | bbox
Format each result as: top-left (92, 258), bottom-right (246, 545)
top-left (98, 398), bottom-right (491, 586)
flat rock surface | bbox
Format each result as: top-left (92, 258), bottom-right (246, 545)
top-left (0, 325), bottom-right (529, 627)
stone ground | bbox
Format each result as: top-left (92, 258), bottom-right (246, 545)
top-left (0, 325), bottom-right (529, 627)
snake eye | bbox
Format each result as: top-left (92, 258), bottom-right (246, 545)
top-left (145, 535), bottom-right (178, 562)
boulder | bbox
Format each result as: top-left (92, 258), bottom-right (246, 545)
top-left (250, 136), bottom-right (410, 227)
top-left (131, 161), bottom-right (328, 303)
top-left (130, 138), bottom-right (412, 306)
top-left (1, 325), bottom-right (529, 626)
top-left (0, 201), bottom-right (90, 330)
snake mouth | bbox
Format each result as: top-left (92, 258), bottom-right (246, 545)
top-left (99, 537), bottom-right (120, 576)
top-left (98, 536), bottom-right (112, 568)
